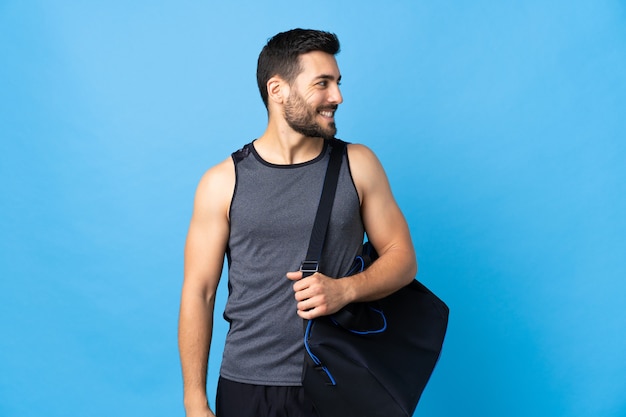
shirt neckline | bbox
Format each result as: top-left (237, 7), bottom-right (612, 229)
top-left (249, 139), bottom-right (329, 169)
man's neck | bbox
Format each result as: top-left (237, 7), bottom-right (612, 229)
top-left (255, 122), bottom-right (325, 165)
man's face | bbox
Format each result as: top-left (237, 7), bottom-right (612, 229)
top-left (283, 51), bottom-right (343, 140)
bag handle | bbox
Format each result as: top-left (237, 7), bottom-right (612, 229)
top-left (300, 139), bottom-right (346, 278)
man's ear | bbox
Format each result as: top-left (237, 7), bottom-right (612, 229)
top-left (267, 76), bottom-right (289, 105)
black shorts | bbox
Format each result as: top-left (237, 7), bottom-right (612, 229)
top-left (216, 376), bottom-right (318, 417)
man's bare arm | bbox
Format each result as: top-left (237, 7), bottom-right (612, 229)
top-left (288, 143), bottom-right (416, 319)
top-left (345, 143), bottom-right (417, 299)
top-left (178, 158), bottom-right (234, 417)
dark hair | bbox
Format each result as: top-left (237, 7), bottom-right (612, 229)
top-left (256, 28), bottom-right (340, 108)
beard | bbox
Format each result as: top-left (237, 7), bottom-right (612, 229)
top-left (284, 90), bottom-right (337, 140)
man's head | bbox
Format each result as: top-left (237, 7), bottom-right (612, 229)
top-left (256, 29), bottom-right (340, 108)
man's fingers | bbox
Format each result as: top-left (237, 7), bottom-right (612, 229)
top-left (291, 274), bottom-right (323, 295)
top-left (296, 302), bottom-right (329, 320)
top-left (286, 271), bottom-right (303, 281)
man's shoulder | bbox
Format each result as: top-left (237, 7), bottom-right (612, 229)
top-left (196, 156), bottom-right (236, 200)
top-left (345, 142), bottom-right (380, 167)
top-left (344, 142), bottom-right (389, 197)
top-left (200, 140), bottom-right (256, 186)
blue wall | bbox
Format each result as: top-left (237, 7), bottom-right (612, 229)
top-left (1, 1), bottom-right (624, 416)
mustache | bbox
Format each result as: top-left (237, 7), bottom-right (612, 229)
top-left (317, 105), bottom-right (338, 112)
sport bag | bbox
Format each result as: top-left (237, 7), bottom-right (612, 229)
top-left (302, 243), bottom-right (449, 417)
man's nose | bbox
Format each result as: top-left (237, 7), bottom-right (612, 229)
top-left (329, 83), bottom-right (343, 104)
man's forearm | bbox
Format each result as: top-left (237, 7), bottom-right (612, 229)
top-left (178, 293), bottom-right (215, 411)
top-left (346, 244), bottom-right (417, 303)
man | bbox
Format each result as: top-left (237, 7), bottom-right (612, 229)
top-left (178, 28), bottom-right (417, 417)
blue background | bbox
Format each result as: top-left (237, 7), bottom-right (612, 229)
top-left (1, 1), bottom-right (625, 416)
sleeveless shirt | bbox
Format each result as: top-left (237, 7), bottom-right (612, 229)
top-left (220, 138), bottom-right (364, 385)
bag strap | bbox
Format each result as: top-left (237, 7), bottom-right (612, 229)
top-left (300, 139), bottom-right (346, 278)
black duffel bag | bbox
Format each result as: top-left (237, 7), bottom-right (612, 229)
top-left (302, 242), bottom-right (449, 417)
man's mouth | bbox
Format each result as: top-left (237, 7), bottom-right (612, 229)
top-left (318, 107), bottom-right (337, 118)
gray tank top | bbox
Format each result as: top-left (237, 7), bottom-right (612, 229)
top-left (220, 139), bottom-right (364, 385)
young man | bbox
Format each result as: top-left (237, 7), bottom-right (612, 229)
top-left (178, 29), bottom-right (417, 417)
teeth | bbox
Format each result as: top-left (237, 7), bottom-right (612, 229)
top-left (320, 111), bottom-right (334, 117)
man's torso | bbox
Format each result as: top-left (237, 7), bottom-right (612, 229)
top-left (220, 138), bottom-right (364, 385)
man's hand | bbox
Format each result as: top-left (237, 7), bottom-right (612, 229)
top-left (286, 271), bottom-right (351, 319)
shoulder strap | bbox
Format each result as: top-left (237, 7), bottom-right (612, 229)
top-left (300, 139), bottom-right (346, 278)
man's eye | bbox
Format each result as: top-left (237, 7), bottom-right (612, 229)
top-left (317, 81), bottom-right (327, 87)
